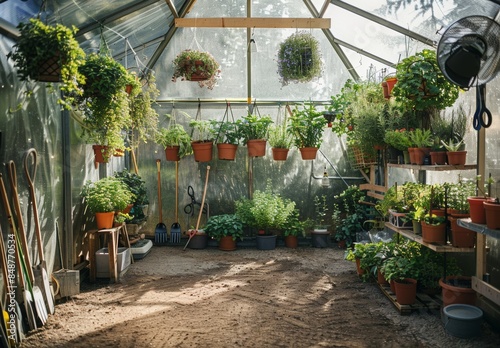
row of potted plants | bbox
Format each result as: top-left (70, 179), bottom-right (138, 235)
top-left (346, 240), bottom-right (468, 306)
top-left (154, 102), bottom-right (326, 162)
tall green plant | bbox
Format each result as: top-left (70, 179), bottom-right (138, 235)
top-left (288, 103), bottom-right (325, 148)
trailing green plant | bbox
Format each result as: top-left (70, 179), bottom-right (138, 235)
top-left (204, 214), bottom-right (244, 241)
top-left (239, 113), bottom-right (273, 144)
top-left (392, 49), bottom-right (460, 112)
top-left (277, 31), bottom-right (323, 87)
top-left (172, 49), bottom-right (220, 90)
top-left (129, 71), bottom-right (160, 147)
top-left (77, 53), bottom-right (137, 156)
top-left (81, 177), bottom-right (135, 214)
top-left (7, 18), bottom-right (86, 109)
top-left (288, 102), bottom-right (325, 148)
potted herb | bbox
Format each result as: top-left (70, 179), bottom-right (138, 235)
top-left (204, 214), bottom-right (244, 251)
top-left (7, 18), bottom-right (86, 109)
top-left (77, 53), bottom-right (137, 162)
top-left (156, 115), bottom-right (193, 161)
top-left (311, 195), bottom-right (329, 247)
top-left (288, 102), bottom-right (325, 160)
top-left (333, 209), bottom-right (364, 249)
top-left (421, 213), bottom-right (447, 245)
top-left (267, 120), bottom-right (293, 161)
top-left (81, 177), bottom-right (135, 229)
top-left (189, 119), bottom-right (216, 162)
top-left (384, 128), bottom-right (413, 163)
top-left (277, 31), bottom-right (323, 87)
top-left (211, 119), bottom-right (243, 160)
top-left (239, 113), bottom-right (273, 157)
top-left (282, 209), bottom-right (304, 248)
top-left (172, 49), bottom-right (221, 90)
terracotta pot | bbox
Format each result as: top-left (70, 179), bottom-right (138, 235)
top-left (217, 143), bottom-right (238, 161)
top-left (390, 279), bottom-right (397, 294)
top-left (165, 146), bottom-right (181, 161)
top-left (448, 215), bottom-right (475, 248)
top-left (113, 149), bottom-right (124, 157)
top-left (483, 201), bottom-right (500, 229)
top-left (429, 151), bottom-right (447, 165)
top-left (413, 147), bottom-right (430, 165)
top-left (430, 208), bottom-right (445, 217)
top-left (439, 276), bottom-right (476, 308)
top-left (421, 221), bottom-right (446, 244)
top-left (95, 212), bottom-right (115, 230)
top-left (93, 145), bottom-right (109, 163)
top-left (408, 147), bottom-right (416, 164)
top-left (247, 139), bottom-right (267, 157)
top-left (191, 141), bottom-right (213, 162)
top-left (272, 148), bottom-right (289, 161)
top-left (385, 77), bottom-right (398, 95)
top-left (121, 204), bottom-right (134, 215)
top-left (468, 196), bottom-right (487, 224)
top-left (394, 278), bottom-right (417, 305)
top-left (218, 236), bottom-right (236, 251)
top-left (284, 235), bottom-right (298, 248)
top-left (355, 258), bottom-right (365, 276)
top-left (447, 151), bottom-right (467, 165)
top-left (299, 147), bottom-right (318, 160)
top-left (186, 60), bottom-right (210, 81)
top-left (377, 269), bottom-right (388, 285)
top-left (382, 81), bottom-right (389, 99)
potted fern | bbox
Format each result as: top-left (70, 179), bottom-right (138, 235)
top-left (7, 18), bottom-right (86, 109)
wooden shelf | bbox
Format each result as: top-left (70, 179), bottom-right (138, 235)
top-left (387, 163), bottom-right (477, 171)
top-left (385, 222), bottom-right (475, 253)
top-left (457, 218), bottom-right (500, 239)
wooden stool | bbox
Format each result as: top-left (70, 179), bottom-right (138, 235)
top-left (87, 223), bottom-right (133, 282)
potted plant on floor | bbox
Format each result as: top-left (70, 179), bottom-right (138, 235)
top-left (81, 177), bottom-right (135, 230)
top-left (7, 18), bottom-right (86, 109)
top-left (172, 49), bottom-right (221, 90)
top-left (189, 119), bottom-right (216, 162)
top-left (204, 214), bottom-right (244, 251)
top-left (311, 195), bottom-right (330, 247)
top-left (240, 113), bottom-right (273, 157)
top-left (282, 209), bottom-right (304, 248)
top-left (288, 102), bottom-right (325, 160)
top-left (277, 31), bottom-right (323, 87)
top-left (211, 119), bottom-right (243, 161)
top-left (155, 115), bottom-right (193, 161)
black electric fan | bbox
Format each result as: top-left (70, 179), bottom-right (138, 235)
top-left (437, 15), bottom-right (500, 89)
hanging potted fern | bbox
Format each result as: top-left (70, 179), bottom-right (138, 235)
top-left (7, 18), bottom-right (86, 108)
top-left (277, 31), bottom-right (323, 87)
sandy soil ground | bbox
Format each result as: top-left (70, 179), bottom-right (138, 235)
top-left (18, 245), bottom-right (500, 348)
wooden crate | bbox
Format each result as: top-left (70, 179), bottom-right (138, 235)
top-left (377, 281), bottom-right (441, 315)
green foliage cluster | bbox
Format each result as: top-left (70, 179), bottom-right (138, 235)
top-left (172, 49), bottom-right (220, 90)
top-left (82, 177), bottom-right (134, 214)
top-left (204, 214), bottom-right (244, 241)
top-left (288, 103), bottom-right (325, 148)
top-left (239, 113), bottom-right (273, 144)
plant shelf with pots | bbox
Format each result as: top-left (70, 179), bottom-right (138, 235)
top-left (384, 222), bottom-right (475, 253)
top-left (387, 163), bottom-right (477, 171)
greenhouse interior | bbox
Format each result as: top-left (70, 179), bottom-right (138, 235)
top-left (1, 0), bottom-right (500, 346)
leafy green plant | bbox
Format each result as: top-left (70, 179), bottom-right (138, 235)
top-left (211, 119), bottom-right (243, 145)
top-left (423, 213), bottom-right (446, 226)
top-left (155, 117), bottom-right (193, 159)
top-left (282, 209), bottom-right (304, 237)
top-left (239, 113), bottom-right (273, 144)
top-left (172, 49), bottom-right (220, 90)
top-left (189, 119), bottom-right (216, 143)
top-left (392, 49), bottom-right (460, 112)
top-left (346, 242), bottom-right (387, 282)
top-left (114, 169), bottom-right (149, 206)
top-left (81, 177), bottom-right (135, 213)
top-left (445, 177), bottom-right (476, 213)
top-left (204, 214), bottom-right (244, 241)
top-left (277, 31), bottom-right (323, 87)
top-left (313, 195), bottom-right (329, 229)
top-left (384, 129), bottom-right (413, 151)
top-left (334, 208), bottom-right (365, 247)
top-left (7, 18), bottom-right (86, 109)
top-left (379, 241), bottom-right (421, 282)
top-left (409, 128), bottom-right (433, 148)
top-left (288, 102), bottom-right (325, 148)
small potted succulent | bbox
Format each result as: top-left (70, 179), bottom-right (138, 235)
top-left (277, 31), bottom-right (323, 87)
top-left (7, 18), bottom-right (86, 108)
top-left (172, 49), bottom-right (221, 90)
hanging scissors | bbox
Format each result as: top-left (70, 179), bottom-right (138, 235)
top-left (473, 84), bottom-right (492, 131)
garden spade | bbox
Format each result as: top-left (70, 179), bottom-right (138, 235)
top-left (155, 159), bottom-right (168, 244)
top-left (23, 148), bottom-right (55, 315)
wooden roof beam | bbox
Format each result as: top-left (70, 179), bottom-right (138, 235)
top-left (174, 17), bottom-right (331, 29)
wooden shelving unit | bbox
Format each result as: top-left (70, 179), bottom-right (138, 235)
top-left (385, 222), bottom-right (475, 253)
top-left (387, 163), bottom-right (477, 171)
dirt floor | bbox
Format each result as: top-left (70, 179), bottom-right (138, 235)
top-left (19, 245), bottom-right (500, 348)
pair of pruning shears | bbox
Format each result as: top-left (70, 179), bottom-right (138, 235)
top-left (473, 84), bottom-right (492, 131)
top-left (183, 185), bottom-right (207, 216)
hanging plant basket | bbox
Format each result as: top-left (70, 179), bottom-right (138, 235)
top-left (277, 31), bottom-right (323, 87)
top-left (172, 49), bottom-right (221, 90)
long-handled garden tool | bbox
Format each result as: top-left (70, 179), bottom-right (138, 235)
top-left (7, 161), bottom-right (48, 326)
top-left (23, 148), bottom-right (55, 315)
top-left (170, 161), bottom-right (181, 244)
top-left (0, 173), bottom-right (37, 331)
top-left (184, 166), bottom-right (210, 250)
top-left (154, 159), bottom-right (168, 244)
